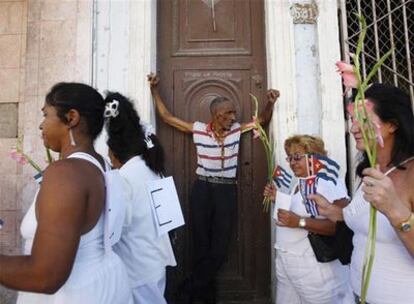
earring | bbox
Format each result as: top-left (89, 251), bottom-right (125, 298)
top-left (69, 128), bottom-right (76, 146)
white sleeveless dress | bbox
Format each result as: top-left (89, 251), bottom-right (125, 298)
top-left (343, 174), bottom-right (414, 303)
top-left (16, 152), bottom-right (132, 304)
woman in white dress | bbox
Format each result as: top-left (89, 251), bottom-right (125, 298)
top-left (0, 82), bottom-right (132, 304)
top-left (310, 83), bottom-right (414, 304)
top-left (265, 135), bottom-right (349, 304)
top-left (105, 92), bottom-right (176, 304)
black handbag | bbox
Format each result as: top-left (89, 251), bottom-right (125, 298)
top-left (307, 232), bottom-right (338, 263)
top-left (334, 221), bottom-right (354, 265)
top-left (307, 221), bottom-right (354, 264)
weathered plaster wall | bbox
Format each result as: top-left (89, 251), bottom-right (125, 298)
top-left (0, 1), bottom-right (93, 303)
top-left (0, 1), bottom-right (27, 302)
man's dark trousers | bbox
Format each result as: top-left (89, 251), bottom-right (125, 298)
top-left (189, 178), bottom-right (237, 302)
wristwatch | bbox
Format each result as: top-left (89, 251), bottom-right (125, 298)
top-left (298, 218), bottom-right (306, 228)
top-left (397, 213), bottom-right (414, 232)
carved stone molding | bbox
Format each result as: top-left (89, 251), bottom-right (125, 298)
top-left (290, 1), bottom-right (318, 24)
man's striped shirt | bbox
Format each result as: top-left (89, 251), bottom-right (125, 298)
top-left (193, 121), bottom-right (241, 178)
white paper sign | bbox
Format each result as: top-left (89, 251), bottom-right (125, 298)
top-left (146, 176), bottom-right (185, 236)
top-left (272, 191), bottom-right (292, 223)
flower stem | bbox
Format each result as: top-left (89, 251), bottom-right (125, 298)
top-left (360, 206), bottom-right (377, 304)
top-left (21, 151), bottom-right (43, 173)
top-left (16, 137), bottom-right (43, 173)
top-left (250, 94), bottom-right (275, 213)
top-left (46, 148), bottom-right (53, 164)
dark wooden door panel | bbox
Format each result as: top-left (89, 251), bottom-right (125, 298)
top-left (158, 0), bottom-right (270, 302)
top-left (172, 0), bottom-right (252, 56)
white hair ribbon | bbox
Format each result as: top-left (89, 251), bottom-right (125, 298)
top-left (104, 100), bottom-right (120, 118)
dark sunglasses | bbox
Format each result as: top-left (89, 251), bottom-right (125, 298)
top-left (285, 153), bottom-right (306, 162)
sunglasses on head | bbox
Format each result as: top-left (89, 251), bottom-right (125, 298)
top-left (285, 153), bottom-right (306, 162)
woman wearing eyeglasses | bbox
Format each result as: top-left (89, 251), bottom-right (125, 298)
top-left (264, 135), bottom-right (349, 304)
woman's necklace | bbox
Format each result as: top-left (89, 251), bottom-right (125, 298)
top-left (384, 156), bottom-right (414, 176)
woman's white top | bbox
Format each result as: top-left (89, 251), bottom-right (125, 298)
top-left (274, 178), bottom-right (349, 255)
top-left (17, 152), bottom-right (132, 304)
top-left (114, 156), bottom-right (177, 287)
top-left (344, 185), bottom-right (414, 303)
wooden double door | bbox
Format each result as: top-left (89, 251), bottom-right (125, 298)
top-left (157, 0), bottom-right (271, 302)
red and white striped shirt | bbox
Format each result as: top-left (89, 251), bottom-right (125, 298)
top-left (193, 121), bottom-right (241, 178)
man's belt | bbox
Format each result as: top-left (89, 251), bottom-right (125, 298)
top-left (197, 175), bottom-right (237, 185)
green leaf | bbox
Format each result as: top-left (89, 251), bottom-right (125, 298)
top-left (249, 93), bottom-right (259, 118)
top-left (362, 49), bottom-right (393, 87)
top-left (354, 13), bottom-right (367, 59)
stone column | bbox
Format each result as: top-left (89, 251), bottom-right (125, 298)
top-left (265, 1), bottom-right (298, 300)
top-left (316, 0), bottom-right (347, 172)
top-left (290, 0), bottom-right (321, 134)
top-left (266, 0), bottom-right (346, 171)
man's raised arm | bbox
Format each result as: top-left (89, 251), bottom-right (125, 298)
top-left (148, 73), bottom-right (193, 133)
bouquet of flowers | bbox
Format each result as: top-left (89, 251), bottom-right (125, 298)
top-left (5, 138), bottom-right (52, 228)
top-left (336, 14), bottom-right (392, 304)
top-left (10, 137), bottom-right (54, 183)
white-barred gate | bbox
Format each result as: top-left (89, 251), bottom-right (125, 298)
top-left (339, 0), bottom-right (413, 103)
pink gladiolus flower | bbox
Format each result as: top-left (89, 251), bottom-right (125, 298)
top-left (336, 61), bottom-right (354, 73)
top-left (10, 149), bottom-right (28, 165)
top-left (336, 61), bottom-right (359, 93)
top-left (342, 72), bottom-right (359, 89)
top-left (10, 138), bottom-right (45, 173)
top-left (10, 150), bottom-right (20, 160)
top-left (253, 129), bottom-right (260, 139)
top-left (372, 120), bottom-right (384, 148)
top-left (17, 156), bottom-right (28, 165)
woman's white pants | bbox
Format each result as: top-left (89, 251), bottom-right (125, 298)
top-left (275, 250), bottom-right (349, 304)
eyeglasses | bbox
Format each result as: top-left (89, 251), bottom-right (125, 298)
top-left (285, 153), bottom-right (306, 162)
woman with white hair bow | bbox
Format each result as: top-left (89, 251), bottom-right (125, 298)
top-left (104, 92), bottom-right (176, 304)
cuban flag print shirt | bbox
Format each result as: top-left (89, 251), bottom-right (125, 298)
top-left (193, 121), bottom-right (241, 178)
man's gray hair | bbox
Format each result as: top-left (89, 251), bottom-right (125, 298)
top-left (209, 96), bottom-right (230, 114)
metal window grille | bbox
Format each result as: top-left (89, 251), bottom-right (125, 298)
top-left (339, 0), bottom-right (414, 105)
